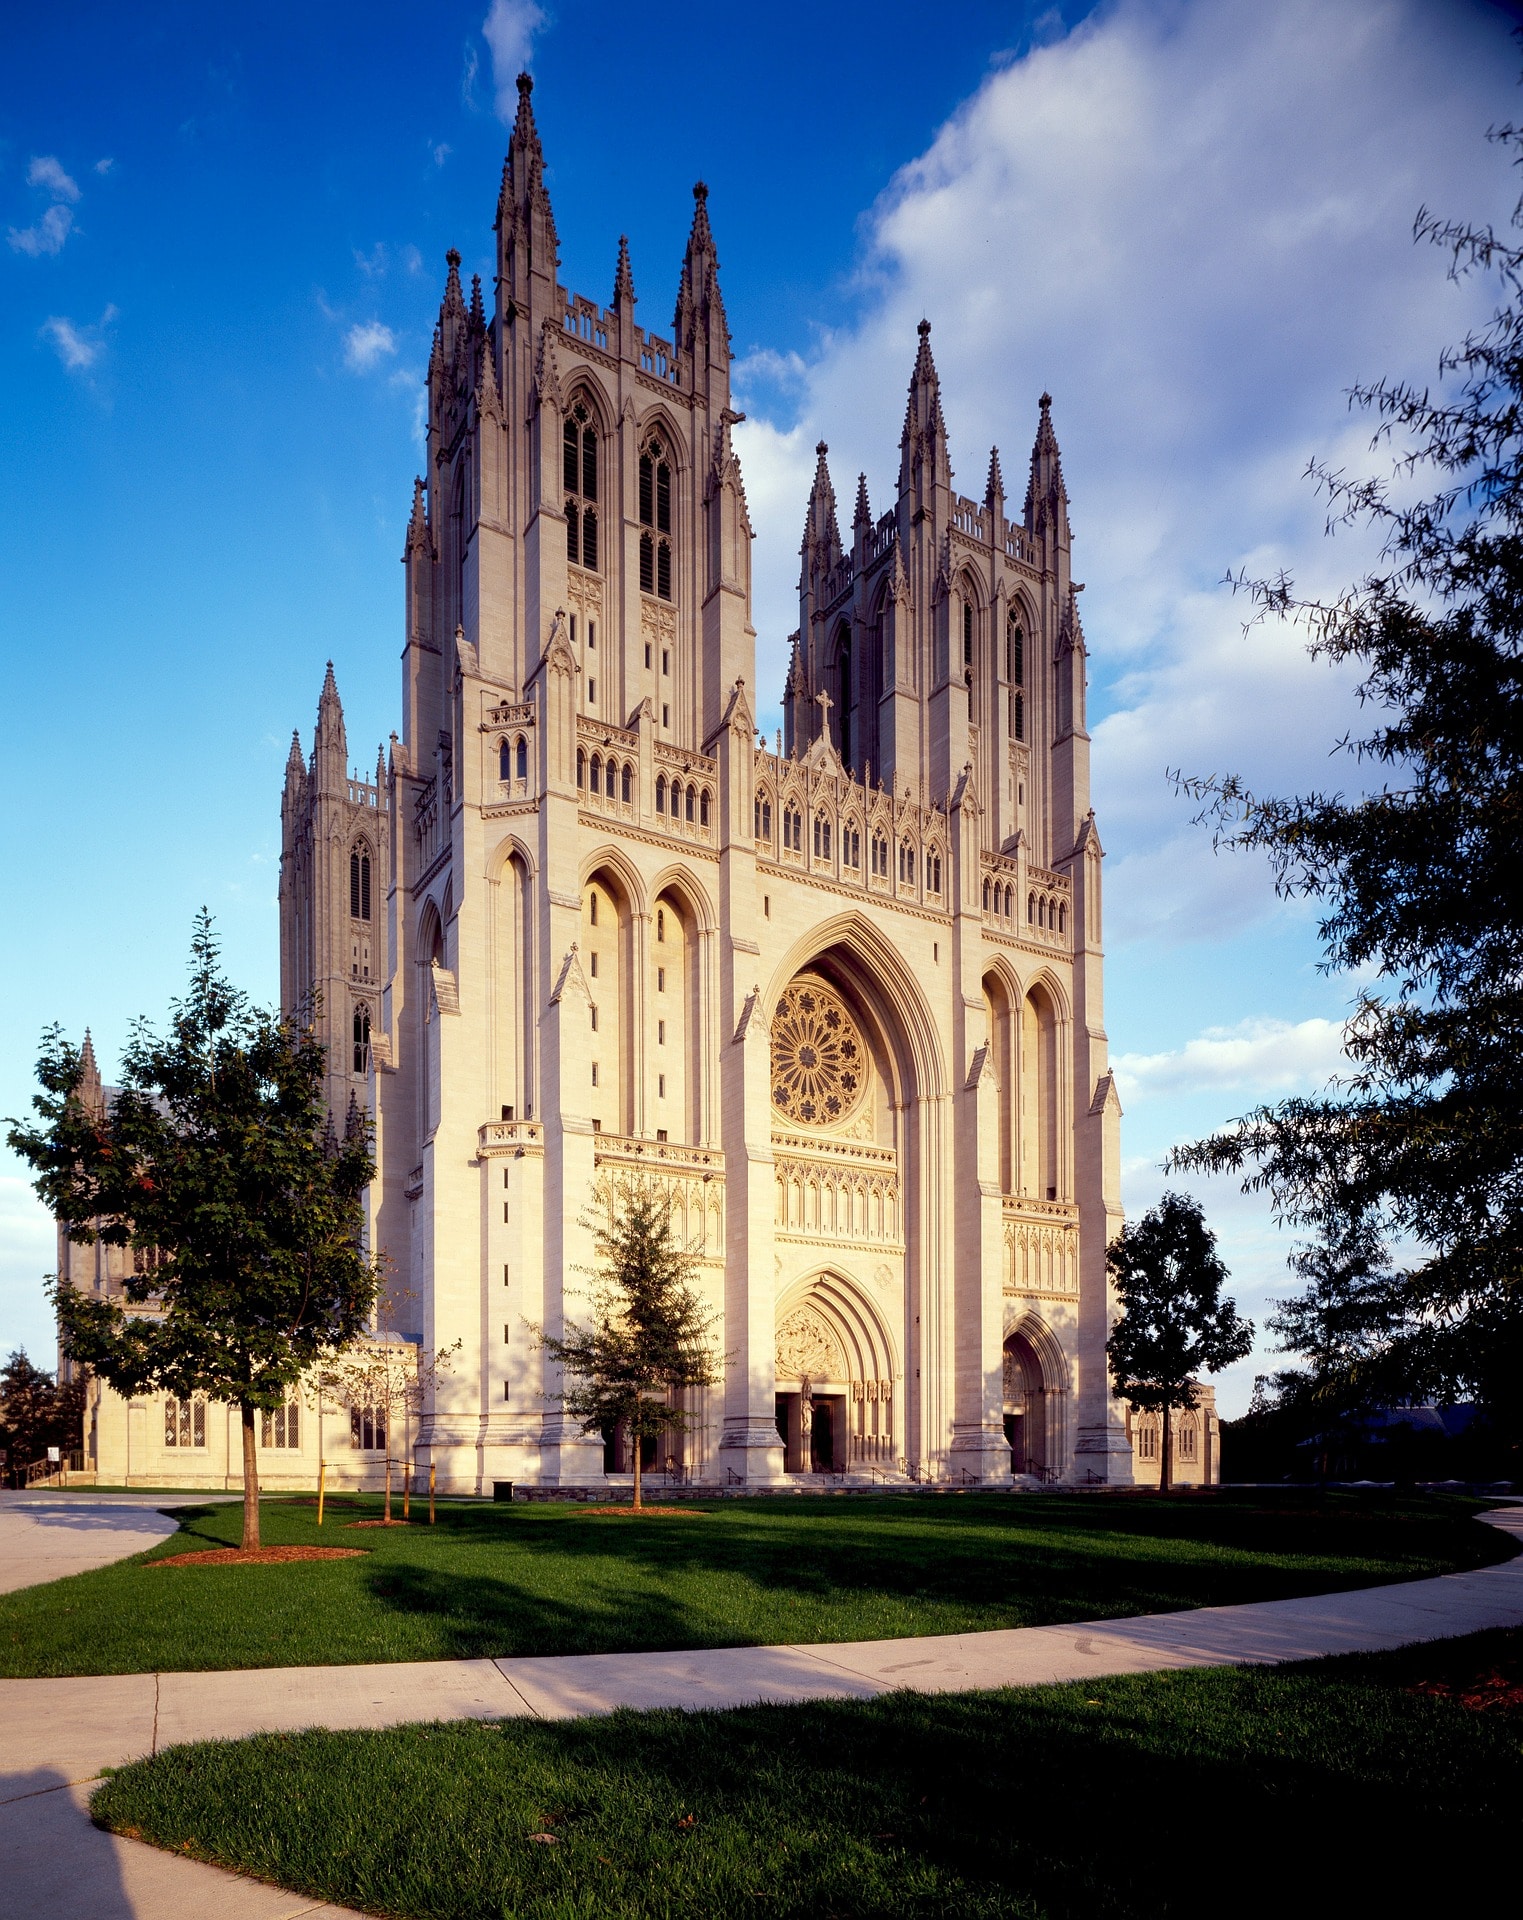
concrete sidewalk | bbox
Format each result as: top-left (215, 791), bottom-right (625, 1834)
top-left (3, 1506), bottom-right (1520, 1920)
top-left (0, 1500), bottom-right (183, 1596)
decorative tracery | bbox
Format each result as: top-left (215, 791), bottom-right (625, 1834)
top-left (770, 980), bottom-right (867, 1127)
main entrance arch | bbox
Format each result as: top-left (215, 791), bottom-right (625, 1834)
top-left (774, 1273), bottom-right (897, 1473)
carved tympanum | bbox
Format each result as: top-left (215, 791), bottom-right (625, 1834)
top-left (776, 1306), bottom-right (841, 1383)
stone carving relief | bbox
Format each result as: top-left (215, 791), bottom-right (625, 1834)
top-left (776, 1306), bottom-right (841, 1384)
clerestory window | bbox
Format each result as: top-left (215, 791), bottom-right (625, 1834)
top-left (564, 400), bottom-right (599, 572)
top-left (350, 849), bottom-right (372, 921)
top-left (639, 435), bottom-right (673, 600)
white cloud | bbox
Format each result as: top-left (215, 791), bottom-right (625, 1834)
top-left (9, 205), bottom-right (74, 256)
top-left (343, 321), bottom-right (398, 372)
top-left (41, 305), bottom-right (116, 371)
top-left (354, 242), bottom-right (388, 278)
top-left (482, 0), bottom-right (547, 120)
top-left (1113, 1016), bottom-right (1349, 1105)
top-left (94, 156), bottom-right (115, 176)
top-left (431, 142), bottom-right (452, 169)
top-left (27, 154), bottom-right (80, 202)
top-left (731, 0), bottom-right (1516, 943)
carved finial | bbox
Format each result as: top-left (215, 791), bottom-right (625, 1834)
top-left (517, 71), bottom-right (533, 96)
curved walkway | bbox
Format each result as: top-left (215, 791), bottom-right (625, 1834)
top-left (2, 1506), bottom-right (1520, 1920)
top-left (0, 1498), bottom-right (184, 1596)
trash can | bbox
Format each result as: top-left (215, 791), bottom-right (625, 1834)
top-left (493, 1481), bottom-right (514, 1502)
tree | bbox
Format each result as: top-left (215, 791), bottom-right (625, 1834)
top-left (1170, 123), bottom-right (1523, 1448)
top-left (6, 912), bottom-right (381, 1548)
top-left (0, 1349), bottom-right (86, 1480)
top-left (539, 1179), bottom-right (720, 1510)
top-left (1106, 1192), bottom-right (1253, 1493)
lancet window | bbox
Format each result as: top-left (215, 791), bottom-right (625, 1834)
top-left (352, 1004), bottom-right (371, 1074)
top-left (639, 434), bottom-right (673, 600)
top-left (564, 399), bottom-right (599, 571)
top-left (783, 805), bottom-right (803, 852)
top-left (813, 813), bottom-right (831, 860)
top-left (755, 792), bottom-right (772, 840)
top-left (871, 832), bottom-right (889, 878)
top-left (1009, 612), bottom-right (1025, 740)
top-left (349, 848), bottom-right (372, 921)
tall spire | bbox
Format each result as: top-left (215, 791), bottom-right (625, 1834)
top-left (801, 441), bottom-right (842, 569)
top-left (674, 180), bottom-right (729, 375)
top-left (1024, 390), bottom-right (1068, 532)
top-left (314, 661), bottom-right (347, 789)
top-left (853, 471), bottom-right (872, 540)
top-left (77, 1030), bottom-right (103, 1115)
top-left (498, 71), bottom-right (559, 297)
top-left (468, 272), bottom-right (486, 333)
top-left (898, 319), bottom-right (950, 504)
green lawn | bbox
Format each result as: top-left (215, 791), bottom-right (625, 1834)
top-left (91, 1625), bottom-right (1523, 1919)
top-left (1, 1490), bottom-right (1509, 1679)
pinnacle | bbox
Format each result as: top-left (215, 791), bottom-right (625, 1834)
top-left (469, 273), bottom-right (486, 329)
top-left (613, 233), bottom-right (636, 307)
top-left (689, 179), bottom-right (714, 254)
top-left (320, 660), bottom-right (340, 705)
top-left (854, 471), bottom-right (871, 526)
top-left (286, 728), bottom-right (305, 776)
top-left (80, 1029), bottom-right (98, 1075)
top-left (985, 445), bottom-right (1005, 508)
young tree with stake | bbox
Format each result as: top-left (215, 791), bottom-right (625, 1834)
top-left (7, 913), bottom-right (382, 1549)
top-left (1107, 1193), bottom-right (1253, 1493)
top-left (539, 1179), bottom-right (720, 1510)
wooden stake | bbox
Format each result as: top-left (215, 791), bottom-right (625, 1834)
top-left (317, 1458), bottom-right (326, 1528)
top-left (403, 1458), bottom-right (411, 1522)
top-left (429, 1460), bottom-right (436, 1525)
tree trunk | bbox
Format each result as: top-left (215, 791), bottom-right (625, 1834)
top-left (240, 1402), bottom-right (260, 1549)
top-left (1159, 1401), bottom-right (1173, 1496)
top-left (632, 1428), bottom-right (642, 1511)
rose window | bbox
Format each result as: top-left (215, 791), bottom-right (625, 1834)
top-left (770, 981), bottom-right (866, 1126)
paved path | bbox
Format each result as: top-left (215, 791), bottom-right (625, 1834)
top-left (2, 1506), bottom-right (1519, 1920)
top-left (0, 1499), bottom-right (184, 1596)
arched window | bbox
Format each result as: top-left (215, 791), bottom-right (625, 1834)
top-left (590, 753), bottom-right (602, 798)
top-left (899, 840), bottom-right (915, 886)
top-left (352, 1004), bottom-right (371, 1075)
top-left (842, 824), bottom-right (860, 868)
top-left (656, 774), bottom-right (667, 814)
top-left (1008, 612), bottom-right (1024, 687)
top-left (784, 805), bottom-right (802, 852)
top-left (813, 813), bottom-right (831, 860)
top-left (963, 598), bottom-right (974, 674)
top-left (657, 908), bottom-right (666, 943)
top-left (699, 788), bottom-right (710, 828)
top-left (620, 761), bottom-right (632, 804)
top-left (1057, 902), bottom-right (1067, 935)
top-left (564, 399), bottom-right (599, 571)
top-left (638, 435), bottom-right (673, 600)
top-left (350, 850), bottom-right (372, 921)
top-left (1027, 892), bottom-right (1036, 924)
top-left (983, 877), bottom-right (992, 912)
top-left (1013, 691), bottom-right (1025, 743)
top-left (576, 748), bottom-right (586, 791)
top-left (685, 783), bottom-right (695, 824)
top-left (498, 739), bottom-right (511, 783)
top-left (871, 832), bottom-right (888, 878)
top-left (927, 849), bottom-right (942, 895)
top-left (755, 792), bottom-right (772, 840)
top-left (605, 756), bottom-right (617, 800)
top-left (516, 735), bottom-right (528, 782)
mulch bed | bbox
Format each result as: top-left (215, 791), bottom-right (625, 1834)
top-left (573, 1506), bottom-right (708, 1518)
top-left (151, 1547), bottom-right (369, 1567)
top-left (345, 1519), bottom-right (413, 1529)
top-left (1410, 1669), bottom-right (1523, 1712)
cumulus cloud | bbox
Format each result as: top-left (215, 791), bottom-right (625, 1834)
top-left (94, 156), bottom-right (116, 176)
top-left (26, 154), bottom-right (80, 202)
top-left (1113, 1016), bottom-right (1349, 1105)
top-left (9, 203), bottom-right (73, 256)
top-left (41, 305), bottom-right (116, 371)
top-left (732, 0), bottom-right (1515, 942)
top-left (343, 321), bottom-right (398, 372)
top-left (482, 0), bottom-right (547, 119)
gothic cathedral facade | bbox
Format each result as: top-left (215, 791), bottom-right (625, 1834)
top-left (278, 76), bottom-right (1169, 1493)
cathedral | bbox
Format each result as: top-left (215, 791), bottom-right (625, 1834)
top-left (269, 75), bottom-right (1218, 1495)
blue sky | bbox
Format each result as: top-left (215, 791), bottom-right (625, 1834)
top-left (2, 0), bottom-right (1519, 1411)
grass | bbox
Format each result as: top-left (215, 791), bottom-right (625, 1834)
top-left (0, 1489), bottom-right (1510, 1679)
top-left (90, 1625), bottom-right (1523, 1919)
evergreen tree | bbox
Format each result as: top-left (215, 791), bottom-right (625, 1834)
top-left (1106, 1193), bottom-right (1253, 1492)
top-left (1171, 126), bottom-right (1523, 1448)
top-left (6, 912), bottom-right (381, 1548)
top-left (539, 1180), bottom-right (720, 1510)
top-left (0, 1348), bottom-right (85, 1479)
